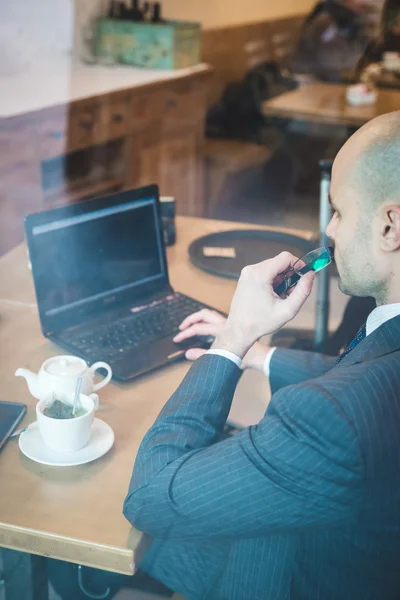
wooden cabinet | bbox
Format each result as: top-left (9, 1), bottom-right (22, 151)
top-left (129, 77), bottom-right (207, 215)
top-left (0, 68), bottom-right (211, 255)
top-left (158, 127), bottom-right (204, 215)
top-left (132, 122), bottom-right (163, 189)
top-left (131, 120), bottom-right (204, 216)
top-left (98, 91), bottom-right (131, 143)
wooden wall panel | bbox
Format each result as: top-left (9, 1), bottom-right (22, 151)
top-left (201, 14), bottom-right (306, 105)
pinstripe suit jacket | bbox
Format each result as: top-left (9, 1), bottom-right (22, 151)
top-left (123, 316), bottom-right (400, 600)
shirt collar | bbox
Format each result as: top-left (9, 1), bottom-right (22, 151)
top-left (366, 302), bottom-right (400, 337)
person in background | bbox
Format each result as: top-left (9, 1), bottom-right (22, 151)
top-left (286, 0), bottom-right (380, 191)
top-left (292, 0), bottom-right (378, 81)
top-left (123, 111), bottom-right (400, 599)
top-left (357, 0), bottom-right (400, 76)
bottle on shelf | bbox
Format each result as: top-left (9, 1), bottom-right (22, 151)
top-left (151, 2), bottom-right (163, 23)
top-left (119, 1), bottom-right (129, 20)
top-left (131, 0), bottom-right (144, 21)
top-left (107, 0), bottom-right (118, 18)
top-left (142, 1), bottom-right (151, 22)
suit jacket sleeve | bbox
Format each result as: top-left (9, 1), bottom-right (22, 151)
top-left (123, 354), bottom-right (363, 541)
top-left (269, 348), bottom-right (337, 395)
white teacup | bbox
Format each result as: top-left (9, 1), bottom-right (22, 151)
top-left (36, 393), bottom-right (98, 453)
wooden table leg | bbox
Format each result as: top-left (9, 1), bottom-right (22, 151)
top-left (1, 549), bottom-right (49, 600)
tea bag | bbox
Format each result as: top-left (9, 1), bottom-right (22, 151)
top-left (43, 399), bottom-right (74, 420)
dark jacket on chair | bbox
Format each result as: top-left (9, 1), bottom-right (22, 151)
top-left (123, 316), bottom-right (400, 600)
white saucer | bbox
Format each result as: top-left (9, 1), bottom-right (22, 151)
top-left (19, 418), bottom-right (114, 467)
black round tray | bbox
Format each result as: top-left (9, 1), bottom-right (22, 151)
top-left (188, 229), bottom-right (315, 280)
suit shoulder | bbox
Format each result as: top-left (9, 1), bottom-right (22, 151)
top-left (314, 356), bottom-right (400, 470)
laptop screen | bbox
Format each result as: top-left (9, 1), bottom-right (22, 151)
top-left (29, 192), bottom-right (166, 322)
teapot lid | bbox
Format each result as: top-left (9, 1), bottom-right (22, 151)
top-left (44, 356), bottom-right (87, 377)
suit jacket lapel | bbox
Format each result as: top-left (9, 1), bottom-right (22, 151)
top-left (336, 315), bottom-right (400, 368)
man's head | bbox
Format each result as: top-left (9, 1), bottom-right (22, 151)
top-left (326, 111), bottom-right (400, 306)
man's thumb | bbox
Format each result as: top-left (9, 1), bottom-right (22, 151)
top-left (286, 271), bottom-right (315, 314)
top-left (185, 348), bottom-right (207, 361)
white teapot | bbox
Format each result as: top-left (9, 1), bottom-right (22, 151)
top-left (15, 355), bottom-right (112, 403)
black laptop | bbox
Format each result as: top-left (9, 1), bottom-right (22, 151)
top-left (24, 185), bottom-right (215, 381)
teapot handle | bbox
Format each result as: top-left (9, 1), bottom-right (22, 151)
top-left (90, 362), bottom-right (112, 391)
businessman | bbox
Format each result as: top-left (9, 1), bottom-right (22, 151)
top-left (123, 110), bottom-right (400, 600)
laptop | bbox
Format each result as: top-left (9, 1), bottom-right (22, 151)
top-left (24, 185), bottom-right (216, 381)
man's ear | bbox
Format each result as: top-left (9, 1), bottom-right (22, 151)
top-left (380, 205), bottom-right (400, 251)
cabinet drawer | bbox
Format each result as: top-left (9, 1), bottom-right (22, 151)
top-left (68, 104), bottom-right (102, 152)
top-left (130, 81), bottom-right (207, 131)
top-left (162, 86), bottom-right (206, 132)
top-left (35, 104), bottom-right (102, 158)
top-left (99, 93), bottom-right (130, 142)
top-left (130, 90), bottom-right (165, 130)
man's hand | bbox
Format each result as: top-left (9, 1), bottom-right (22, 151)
top-left (173, 309), bottom-right (225, 360)
top-left (214, 252), bottom-right (315, 358)
top-left (173, 309), bottom-right (270, 371)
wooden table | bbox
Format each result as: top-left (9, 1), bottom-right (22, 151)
top-left (0, 216), bottom-right (314, 599)
top-left (263, 82), bottom-right (400, 127)
top-left (369, 70), bottom-right (400, 90)
top-left (340, 69), bottom-right (400, 90)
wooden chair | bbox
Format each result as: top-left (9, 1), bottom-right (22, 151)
top-left (201, 15), bottom-right (304, 106)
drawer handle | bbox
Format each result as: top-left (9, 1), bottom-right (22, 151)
top-left (50, 131), bottom-right (63, 140)
top-left (165, 98), bottom-right (177, 108)
top-left (112, 113), bottom-right (124, 122)
top-left (80, 120), bottom-right (94, 131)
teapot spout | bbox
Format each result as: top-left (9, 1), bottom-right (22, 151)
top-left (15, 368), bottom-right (40, 399)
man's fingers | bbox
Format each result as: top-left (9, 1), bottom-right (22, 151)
top-left (245, 252), bottom-right (300, 288)
top-left (178, 310), bottom-right (204, 330)
top-left (185, 348), bottom-right (207, 361)
top-left (179, 309), bottom-right (223, 331)
top-left (267, 252), bottom-right (300, 279)
top-left (173, 322), bottom-right (219, 342)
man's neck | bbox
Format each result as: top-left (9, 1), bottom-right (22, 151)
top-left (375, 286), bottom-right (400, 306)
top-left (375, 298), bottom-right (400, 308)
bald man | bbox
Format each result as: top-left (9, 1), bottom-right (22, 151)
top-left (124, 113), bottom-right (400, 600)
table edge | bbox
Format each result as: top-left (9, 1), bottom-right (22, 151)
top-left (0, 523), bottom-right (136, 575)
top-left (262, 104), bottom-right (367, 128)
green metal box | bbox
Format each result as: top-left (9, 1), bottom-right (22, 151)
top-left (94, 18), bottom-right (201, 69)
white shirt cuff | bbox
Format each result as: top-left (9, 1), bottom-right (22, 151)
top-left (207, 349), bottom-right (242, 368)
top-left (263, 347), bottom-right (277, 378)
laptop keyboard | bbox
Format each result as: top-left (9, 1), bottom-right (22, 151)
top-left (68, 294), bottom-right (210, 361)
